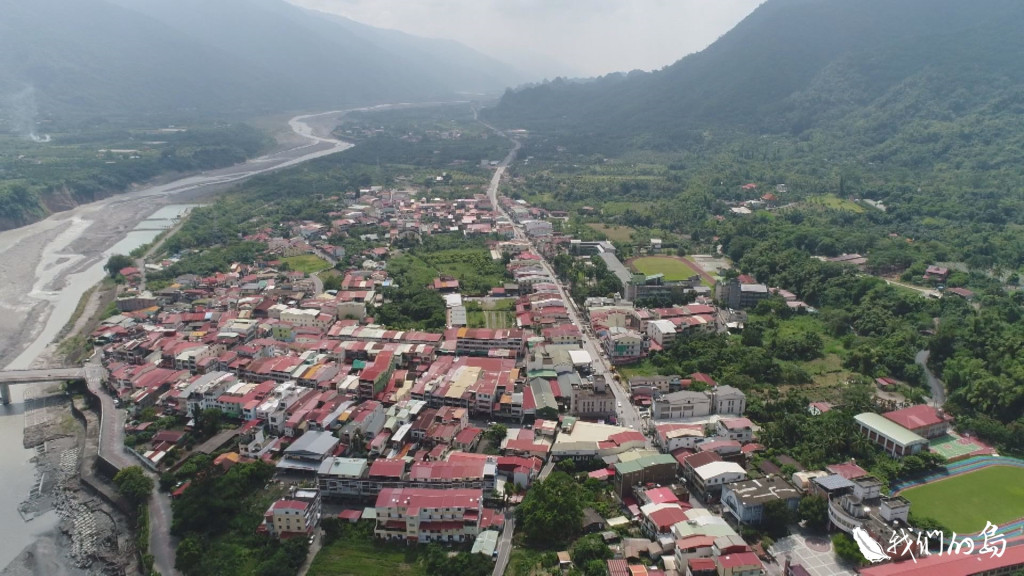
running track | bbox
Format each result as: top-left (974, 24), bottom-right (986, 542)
top-left (893, 456), bottom-right (1024, 539)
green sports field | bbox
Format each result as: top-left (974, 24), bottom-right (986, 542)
top-left (630, 256), bottom-right (706, 284)
top-left (900, 466), bottom-right (1024, 533)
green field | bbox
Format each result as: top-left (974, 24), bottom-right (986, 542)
top-left (900, 466), bottom-right (1024, 533)
top-left (631, 256), bottom-right (705, 283)
top-left (805, 194), bottom-right (865, 213)
top-left (587, 223), bottom-right (637, 243)
top-left (280, 254), bottom-right (331, 274)
top-left (308, 535), bottom-right (425, 576)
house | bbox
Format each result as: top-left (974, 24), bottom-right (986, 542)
top-left (716, 552), bottom-right (763, 576)
top-left (721, 476), bottom-right (800, 525)
top-left (807, 402), bottom-right (833, 416)
top-left (923, 265), bottom-right (949, 282)
top-left (691, 461), bottom-right (747, 501)
top-left (854, 412), bottom-right (928, 457)
top-left (882, 405), bottom-right (952, 439)
top-left (716, 418), bottom-right (755, 443)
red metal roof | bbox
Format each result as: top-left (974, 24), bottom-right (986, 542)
top-left (883, 404), bottom-right (950, 431)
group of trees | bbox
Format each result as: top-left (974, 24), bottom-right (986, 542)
top-left (172, 460), bottom-right (307, 576)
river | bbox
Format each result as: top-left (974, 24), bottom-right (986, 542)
top-left (0, 110), bottom-right (353, 568)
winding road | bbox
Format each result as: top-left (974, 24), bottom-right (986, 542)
top-left (916, 349), bottom-right (946, 406)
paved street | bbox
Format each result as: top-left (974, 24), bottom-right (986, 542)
top-left (493, 513), bottom-right (516, 576)
top-left (85, 353), bottom-right (180, 575)
top-left (483, 128), bottom-right (650, 444)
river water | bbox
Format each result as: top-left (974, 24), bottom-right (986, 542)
top-left (0, 111), bottom-right (352, 568)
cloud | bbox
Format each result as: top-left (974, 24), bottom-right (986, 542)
top-left (287, 0), bottom-right (765, 78)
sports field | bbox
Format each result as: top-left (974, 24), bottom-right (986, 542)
top-left (630, 256), bottom-right (707, 283)
top-left (900, 466), bottom-right (1024, 533)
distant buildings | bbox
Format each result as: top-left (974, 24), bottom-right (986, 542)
top-left (716, 279), bottom-right (769, 310)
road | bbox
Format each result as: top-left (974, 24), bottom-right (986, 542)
top-left (492, 514), bottom-right (516, 576)
top-left (916, 349), bottom-right (946, 406)
top-left (481, 125), bottom-right (650, 441)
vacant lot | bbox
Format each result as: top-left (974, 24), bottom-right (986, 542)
top-left (308, 536), bottom-right (425, 576)
top-left (630, 256), bottom-right (705, 283)
top-left (587, 223), bottom-right (636, 243)
top-left (805, 194), bottom-right (865, 213)
top-left (280, 254), bottom-right (331, 274)
top-left (900, 466), bottom-right (1024, 533)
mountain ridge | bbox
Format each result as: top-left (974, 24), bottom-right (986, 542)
top-left (0, 0), bottom-right (523, 124)
top-left (483, 0), bottom-right (1024, 150)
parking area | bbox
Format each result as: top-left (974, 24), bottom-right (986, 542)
top-left (769, 531), bottom-right (856, 576)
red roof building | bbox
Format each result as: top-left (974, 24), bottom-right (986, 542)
top-left (883, 405), bottom-right (953, 439)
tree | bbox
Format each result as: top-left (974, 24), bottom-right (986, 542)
top-left (484, 424), bottom-right (508, 447)
top-left (175, 535), bottom-right (204, 576)
top-left (114, 466), bottom-right (154, 504)
top-left (832, 533), bottom-right (868, 566)
top-left (798, 495), bottom-right (829, 533)
top-left (196, 408), bottom-right (224, 439)
top-left (571, 534), bottom-right (612, 566)
top-left (516, 472), bottom-right (583, 546)
top-left (761, 499), bottom-right (796, 538)
top-left (104, 254), bottom-right (135, 278)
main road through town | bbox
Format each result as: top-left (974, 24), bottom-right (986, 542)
top-left (481, 125), bottom-right (651, 441)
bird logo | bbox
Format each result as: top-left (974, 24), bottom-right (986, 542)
top-left (852, 527), bottom-right (891, 563)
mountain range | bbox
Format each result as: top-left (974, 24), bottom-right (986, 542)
top-left (0, 0), bottom-right (523, 123)
top-left (484, 0), bottom-right (1024, 150)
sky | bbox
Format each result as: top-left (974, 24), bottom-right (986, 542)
top-left (286, 0), bottom-right (766, 79)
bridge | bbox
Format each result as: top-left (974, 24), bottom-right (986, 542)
top-left (0, 367), bottom-right (98, 404)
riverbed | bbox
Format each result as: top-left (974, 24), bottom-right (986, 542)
top-left (0, 110), bottom-right (352, 569)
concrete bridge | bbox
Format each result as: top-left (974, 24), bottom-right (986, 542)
top-left (0, 366), bottom-right (100, 404)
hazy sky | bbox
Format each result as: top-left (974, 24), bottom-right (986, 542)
top-left (286, 0), bottom-right (765, 78)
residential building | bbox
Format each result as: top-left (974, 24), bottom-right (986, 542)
top-left (691, 461), bottom-right (747, 501)
top-left (711, 386), bottom-right (746, 416)
top-left (613, 453), bottom-right (679, 498)
top-left (716, 418), bottom-right (755, 443)
top-left (261, 489), bottom-right (322, 538)
top-left (647, 319), bottom-right (678, 348)
top-left (721, 477), bottom-right (800, 525)
top-left (373, 487), bottom-right (484, 543)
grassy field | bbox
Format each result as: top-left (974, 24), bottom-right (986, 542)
top-left (280, 254), bottom-right (331, 274)
top-left (308, 535), bottom-right (426, 576)
top-left (631, 256), bottom-right (704, 282)
top-left (805, 194), bottom-right (865, 213)
top-left (900, 466), bottom-right (1024, 533)
top-left (587, 223), bottom-right (637, 243)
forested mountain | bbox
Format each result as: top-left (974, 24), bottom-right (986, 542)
top-left (0, 0), bottom-right (522, 122)
top-left (484, 0), bottom-right (1024, 150)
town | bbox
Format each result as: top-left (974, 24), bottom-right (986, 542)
top-left (81, 145), bottom-right (1022, 576)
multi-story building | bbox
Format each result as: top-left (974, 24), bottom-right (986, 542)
top-left (652, 390), bottom-right (711, 420)
top-left (721, 476), bottom-right (800, 525)
top-left (373, 488), bottom-right (484, 543)
top-left (261, 489), bottom-right (322, 538)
